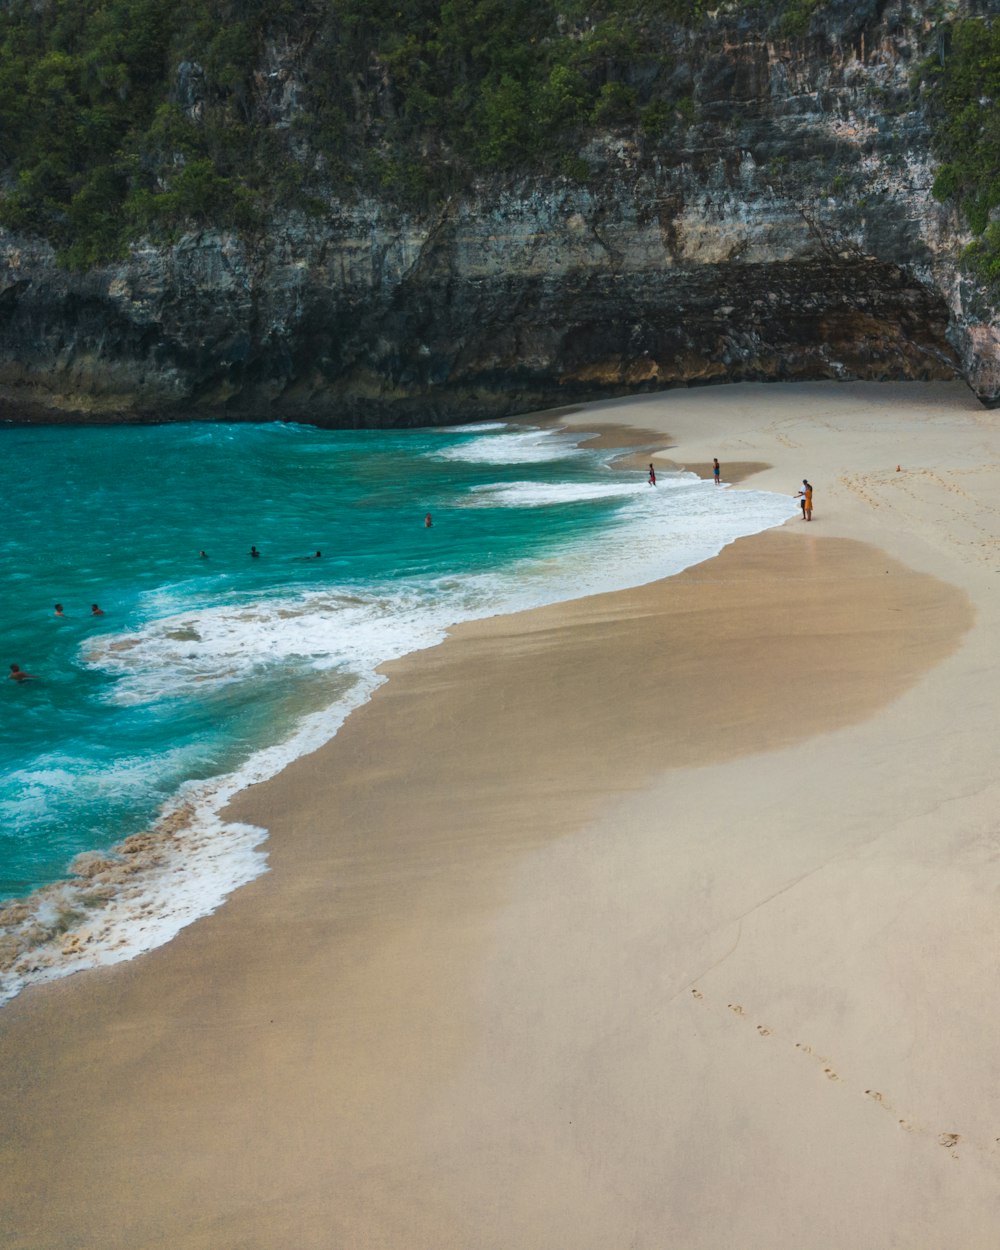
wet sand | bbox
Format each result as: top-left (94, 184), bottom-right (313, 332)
top-left (3, 380), bottom-right (1000, 1248)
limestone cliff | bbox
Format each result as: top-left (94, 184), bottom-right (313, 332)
top-left (0, 0), bottom-right (995, 425)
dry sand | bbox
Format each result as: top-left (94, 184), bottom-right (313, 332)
top-left (3, 380), bottom-right (1000, 1248)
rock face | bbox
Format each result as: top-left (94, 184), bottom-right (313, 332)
top-left (0, 0), bottom-right (995, 426)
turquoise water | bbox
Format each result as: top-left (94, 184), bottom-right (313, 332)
top-left (0, 418), bottom-right (797, 997)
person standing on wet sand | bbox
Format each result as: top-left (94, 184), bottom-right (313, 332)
top-left (796, 480), bottom-right (813, 520)
top-left (713, 458), bottom-right (721, 485)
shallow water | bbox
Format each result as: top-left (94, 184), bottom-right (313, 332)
top-left (0, 418), bottom-right (797, 999)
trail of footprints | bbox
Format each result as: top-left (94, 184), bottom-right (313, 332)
top-left (688, 986), bottom-right (985, 1162)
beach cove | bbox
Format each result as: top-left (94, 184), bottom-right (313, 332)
top-left (3, 380), bottom-right (1000, 1247)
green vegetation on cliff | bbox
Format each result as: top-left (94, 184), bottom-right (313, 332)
top-left (922, 16), bottom-right (1000, 287)
top-left (0, 0), bottom-right (892, 267)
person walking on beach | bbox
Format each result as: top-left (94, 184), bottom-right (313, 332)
top-left (713, 458), bottom-right (721, 485)
top-left (648, 463), bottom-right (657, 486)
top-left (9, 663), bottom-right (38, 682)
top-left (796, 480), bottom-right (813, 521)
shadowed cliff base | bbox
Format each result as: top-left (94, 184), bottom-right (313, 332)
top-left (0, 258), bottom-right (961, 426)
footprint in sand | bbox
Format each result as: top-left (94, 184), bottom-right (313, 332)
top-left (756, 1025), bottom-right (772, 1037)
top-left (795, 1042), bottom-right (831, 1064)
top-left (866, 1090), bottom-right (892, 1110)
top-left (691, 988), bottom-right (703, 1000)
top-left (823, 1068), bottom-right (840, 1082)
top-left (728, 1003), bottom-right (745, 1016)
top-left (899, 1120), bottom-right (916, 1133)
top-left (939, 1133), bottom-right (961, 1149)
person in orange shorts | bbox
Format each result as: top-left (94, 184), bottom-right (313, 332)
top-left (796, 479), bottom-right (813, 520)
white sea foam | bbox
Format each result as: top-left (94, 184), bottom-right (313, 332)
top-left (435, 421), bottom-right (509, 433)
top-left (0, 680), bottom-right (385, 1006)
top-left (466, 478), bottom-right (657, 507)
top-left (0, 442), bottom-right (799, 1006)
top-left (429, 427), bottom-right (587, 464)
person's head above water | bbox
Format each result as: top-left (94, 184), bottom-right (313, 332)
top-left (54, 604), bottom-right (64, 615)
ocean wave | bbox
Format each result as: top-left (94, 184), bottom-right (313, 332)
top-left (428, 427), bottom-right (587, 464)
top-left (434, 421), bottom-right (509, 433)
top-left (80, 584), bottom-right (487, 704)
top-left (465, 478), bottom-right (662, 507)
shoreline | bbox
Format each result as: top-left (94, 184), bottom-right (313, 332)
top-left (5, 379), bottom-right (1000, 1247)
top-left (0, 414), bottom-right (792, 1004)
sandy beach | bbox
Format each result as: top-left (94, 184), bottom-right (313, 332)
top-left (5, 379), bottom-right (1000, 1248)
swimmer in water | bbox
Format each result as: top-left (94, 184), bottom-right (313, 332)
top-left (54, 603), bottom-right (65, 617)
top-left (425, 513), bottom-right (433, 528)
top-left (91, 604), bottom-right (104, 616)
top-left (199, 550), bottom-right (208, 559)
top-left (9, 663), bottom-right (38, 682)
top-left (250, 546), bottom-right (261, 558)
